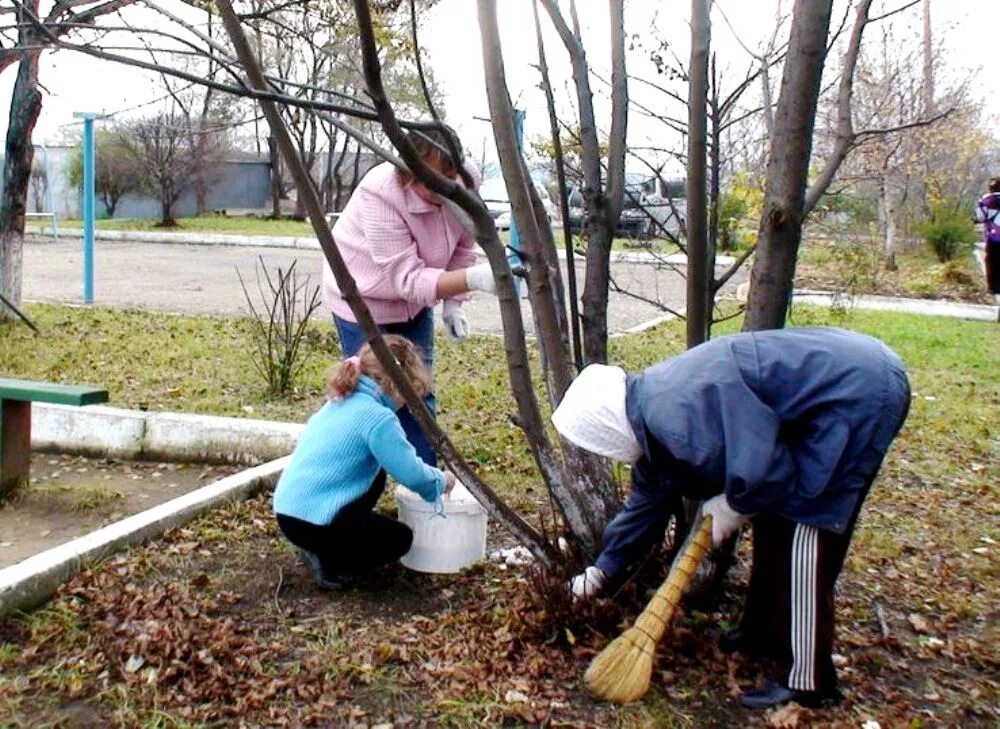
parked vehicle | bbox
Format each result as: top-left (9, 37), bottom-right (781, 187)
top-left (479, 176), bottom-right (556, 230)
top-left (565, 182), bottom-right (651, 239)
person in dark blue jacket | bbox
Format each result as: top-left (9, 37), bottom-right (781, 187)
top-left (552, 327), bottom-right (910, 710)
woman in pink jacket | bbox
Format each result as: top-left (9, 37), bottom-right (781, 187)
top-left (323, 126), bottom-right (497, 465)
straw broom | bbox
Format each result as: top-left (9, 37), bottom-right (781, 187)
top-left (583, 514), bottom-right (714, 704)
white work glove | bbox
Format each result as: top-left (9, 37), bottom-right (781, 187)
top-left (569, 565), bottom-right (606, 601)
top-left (442, 299), bottom-right (470, 342)
top-left (702, 494), bottom-right (750, 548)
top-left (465, 262), bottom-right (498, 295)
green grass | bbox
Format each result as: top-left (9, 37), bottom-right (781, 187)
top-left (0, 303), bottom-right (995, 726)
top-left (2, 302), bottom-right (996, 511)
top-left (40, 215), bottom-right (685, 254)
top-left (46, 215), bottom-right (317, 238)
top-left (27, 482), bottom-right (125, 512)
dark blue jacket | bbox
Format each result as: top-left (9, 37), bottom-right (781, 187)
top-left (594, 327), bottom-right (910, 579)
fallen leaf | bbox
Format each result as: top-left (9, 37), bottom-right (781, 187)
top-left (766, 702), bottom-right (806, 728)
top-left (908, 613), bottom-right (931, 634)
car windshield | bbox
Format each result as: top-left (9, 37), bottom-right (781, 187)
top-left (479, 177), bottom-right (508, 203)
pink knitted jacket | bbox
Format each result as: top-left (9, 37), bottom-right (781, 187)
top-left (322, 162), bottom-right (478, 324)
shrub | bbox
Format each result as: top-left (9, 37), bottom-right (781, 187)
top-left (920, 203), bottom-right (976, 263)
top-left (717, 191), bottom-right (748, 251)
top-left (237, 257), bottom-right (322, 397)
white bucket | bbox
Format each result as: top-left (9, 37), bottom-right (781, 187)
top-left (396, 481), bottom-right (487, 574)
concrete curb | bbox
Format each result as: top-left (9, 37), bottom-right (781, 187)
top-left (792, 290), bottom-right (999, 322)
top-left (43, 227), bottom-right (737, 266)
top-left (32, 403), bottom-right (304, 465)
top-left (0, 404), bottom-right (304, 618)
top-left (45, 227), bottom-right (322, 250)
top-left (0, 457), bottom-right (287, 619)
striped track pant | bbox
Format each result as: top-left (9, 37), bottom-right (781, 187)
top-left (740, 513), bottom-right (857, 693)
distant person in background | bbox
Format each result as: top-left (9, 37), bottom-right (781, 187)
top-left (972, 176), bottom-right (1000, 303)
top-left (323, 125), bottom-right (498, 465)
top-left (274, 335), bottom-right (455, 590)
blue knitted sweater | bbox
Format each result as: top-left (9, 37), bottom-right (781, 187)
top-left (273, 375), bottom-right (445, 525)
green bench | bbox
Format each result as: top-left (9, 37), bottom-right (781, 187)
top-left (0, 378), bottom-right (109, 495)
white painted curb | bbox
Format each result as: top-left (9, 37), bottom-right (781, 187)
top-left (49, 227), bottom-right (321, 250)
top-left (32, 403), bottom-right (304, 465)
top-left (792, 290), bottom-right (1000, 322)
top-left (0, 458), bottom-right (288, 618)
top-left (0, 405), bottom-right (305, 618)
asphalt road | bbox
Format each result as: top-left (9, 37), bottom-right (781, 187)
top-left (23, 235), bottom-right (747, 336)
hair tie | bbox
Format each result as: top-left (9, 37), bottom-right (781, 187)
top-left (345, 355), bottom-right (362, 371)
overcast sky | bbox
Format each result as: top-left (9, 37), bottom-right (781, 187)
top-left (1, 0), bottom-right (992, 176)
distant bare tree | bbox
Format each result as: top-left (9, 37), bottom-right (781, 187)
top-left (114, 112), bottom-right (232, 227)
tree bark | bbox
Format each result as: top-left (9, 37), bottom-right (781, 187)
top-left (540, 0), bottom-right (626, 365)
top-left (803, 0), bottom-right (872, 216)
top-left (218, 0), bottom-right (557, 564)
top-left (686, 0), bottom-right (711, 347)
top-left (480, 0), bottom-right (613, 551)
top-left (0, 23), bottom-right (42, 312)
top-left (268, 136), bottom-right (282, 217)
top-left (744, 0), bottom-right (833, 332)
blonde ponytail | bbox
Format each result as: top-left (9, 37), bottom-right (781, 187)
top-left (326, 335), bottom-right (432, 402)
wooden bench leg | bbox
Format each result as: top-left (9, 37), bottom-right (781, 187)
top-left (0, 399), bottom-right (31, 497)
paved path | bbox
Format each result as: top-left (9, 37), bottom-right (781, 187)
top-left (23, 236), bottom-right (747, 335)
top-left (22, 234), bottom-right (997, 330)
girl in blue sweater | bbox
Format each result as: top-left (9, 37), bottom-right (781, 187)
top-left (274, 335), bottom-right (455, 589)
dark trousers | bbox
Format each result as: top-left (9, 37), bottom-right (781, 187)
top-left (987, 240), bottom-right (1000, 294)
top-left (741, 512), bottom-right (858, 693)
top-left (276, 471), bottom-right (413, 576)
top-left (739, 367), bottom-right (911, 693)
top-left (333, 307), bottom-right (437, 466)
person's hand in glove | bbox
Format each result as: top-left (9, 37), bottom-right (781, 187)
top-left (441, 299), bottom-right (470, 342)
top-left (569, 565), bottom-right (606, 601)
top-left (702, 493), bottom-right (750, 547)
top-left (465, 262), bottom-right (498, 295)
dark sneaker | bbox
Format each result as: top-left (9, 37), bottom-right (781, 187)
top-left (297, 549), bottom-right (348, 591)
top-left (740, 679), bottom-right (842, 710)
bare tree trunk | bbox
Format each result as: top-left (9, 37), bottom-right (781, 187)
top-left (0, 31), bottom-right (42, 311)
top-left (533, 0), bottom-right (582, 371)
top-left (541, 0), bottom-right (627, 365)
top-left (804, 0), bottom-right (872, 215)
top-left (332, 134), bottom-right (354, 211)
top-left (881, 170), bottom-right (898, 271)
top-left (922, 0), bottom-right (934, 115)
top-left (686, 0), bottom-right (711, 347)
top-left (217, 0), bottom-right (557, 565)
top-left (268, 136), bottom-right (281, 217)
top-left (479, 0), bottom-right (613, 550)
top-left (744, 0), bottom-right (833, 332)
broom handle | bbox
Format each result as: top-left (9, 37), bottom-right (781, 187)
top-left (632, 515), bottom-right (714, 645)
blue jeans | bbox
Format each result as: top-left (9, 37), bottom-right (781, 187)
top-left (333, 308), bottom-right (437, 466)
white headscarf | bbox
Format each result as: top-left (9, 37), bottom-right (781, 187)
top-left (551, 364), bottom-right (643, 463)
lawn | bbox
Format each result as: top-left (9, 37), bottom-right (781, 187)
top-left (45, 213), bottom-right (681, 253)
top-left (0, 304), bottom-right (997, 726)
top-left (46, 215), bottom-right (319, 238)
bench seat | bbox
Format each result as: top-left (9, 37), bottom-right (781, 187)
top-left (0, 378), bottom-right (109, 495)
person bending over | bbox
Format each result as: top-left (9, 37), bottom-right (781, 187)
top-left (274, 335), bottom-right (455, 590)
top-left (552, 327), bottom-right (910, 710)
top-left (324, 124), bottom-right (498, 466)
